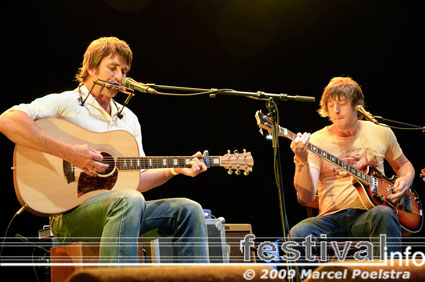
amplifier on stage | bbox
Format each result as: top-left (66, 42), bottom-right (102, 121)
top-left (225, 223), bottom-right (255, 263)
top-left (144, 219), bottom-right (254, 263)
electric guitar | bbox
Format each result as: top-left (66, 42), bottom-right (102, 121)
top-left (13, 118), bottom-right (254, 217)
top-left (255, 110), bottom-right (423, 235)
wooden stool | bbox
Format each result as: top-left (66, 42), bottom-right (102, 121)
top-left (50, 242), bottom-right (145, 282)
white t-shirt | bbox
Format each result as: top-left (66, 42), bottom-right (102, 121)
top-left (6, 85), bottom-right (145, 157)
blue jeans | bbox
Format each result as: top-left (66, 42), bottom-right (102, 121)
top-left (49, 190), bottom-right (209, 263)
top-left (289, 206), bottom-right (402, 260)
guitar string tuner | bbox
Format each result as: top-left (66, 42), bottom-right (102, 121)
top-left (235, 170), bottom-right (241, 175)
top-left (234, 149), bottom-right (239, 154)
top-left (227, 169), bottom-right (233, 175)
top-left (244, 171), bottom-right (249, 176)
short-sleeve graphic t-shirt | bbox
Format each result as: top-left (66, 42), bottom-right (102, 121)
top-left (308, 120), bottom-right (403, 216)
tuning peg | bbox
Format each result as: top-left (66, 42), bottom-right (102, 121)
top-left (228, 169), bottom-right (233, 175)
top-left (235, 170), bottom-right (241, 175)
top-left (244, 171), bottom-right (249, 176)
top-left (234, 149), bottom-right (239, 154)
top-left (259, 128), bottom-right (264, 135)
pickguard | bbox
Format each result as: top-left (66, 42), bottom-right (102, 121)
top-left (77, 170), bottom-right (118, 197)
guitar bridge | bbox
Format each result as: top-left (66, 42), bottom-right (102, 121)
top-left (371, 176), bottom-right (379, 195)
top-left (63, 160), bottom-right (75, 184)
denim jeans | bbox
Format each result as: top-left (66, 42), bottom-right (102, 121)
top-left (49, 190), bottom-right (209, 263)
top-left (289, 206), bottom-right (402, 261)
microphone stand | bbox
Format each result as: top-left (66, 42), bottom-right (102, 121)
top-left (145, 83), bottom-right (316, 103)
top-left (147, 83), bottom-right (314, 237)
top-left (146, 83), bottom-right (312, 280)
top-left (265, 98), bottom-right (302, 282)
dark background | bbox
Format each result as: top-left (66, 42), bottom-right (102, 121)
top-left (1, 0), bottom-right (424, 279)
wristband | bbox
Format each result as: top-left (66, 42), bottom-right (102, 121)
top-left (294, 156), bottom-right (308, 167)
top-left (170, 167), bottom-right (179, 175)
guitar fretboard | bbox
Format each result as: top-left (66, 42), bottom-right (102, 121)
top-left (282, 128), bottom-right (372, 185)
top-left (115, 156), bottom-right (222, 170)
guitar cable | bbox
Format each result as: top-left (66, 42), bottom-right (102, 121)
top-left (0, 204), bottom-right (27, 259)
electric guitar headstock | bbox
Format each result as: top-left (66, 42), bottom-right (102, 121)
top-left (255, 110), bottom-right (290, 139)
top-left (219, 149), bottom-right (254, 175)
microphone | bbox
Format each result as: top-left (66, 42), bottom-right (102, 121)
top-left (356, 105), bottom-right (379, 124)
top-left (122, 77), bottom-right (158, 94)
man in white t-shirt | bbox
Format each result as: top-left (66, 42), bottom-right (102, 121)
top-left (0, 37), bottom-right (209, 263)
top-left (289, 77), bottom-right (415, 259)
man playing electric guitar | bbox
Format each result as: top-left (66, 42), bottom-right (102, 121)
top-left (0, 37), bottom-right (210, 263)
top-left (289, 77), bottom-right (415, 258)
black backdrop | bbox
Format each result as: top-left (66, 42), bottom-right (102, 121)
top-left (2, 0), bottom-right (424, 278)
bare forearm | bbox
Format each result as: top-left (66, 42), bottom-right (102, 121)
top-left (137, 168), bottom-right (175, 192)
top-left (396, 161), bottom-right (415, 186)
top-left (387, 154), bottom-right (415, 203)
top-left (293, 164), bottom-right (317, 203)
top-left (137, 151), bottom-right (208, 192)
top-left (0, 110), bottom-right (70, 159)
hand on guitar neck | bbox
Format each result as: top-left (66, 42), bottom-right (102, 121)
top-left (171, 151), bottom-right (207, 177)
top-left (290, 132), bottom-right (311, 164)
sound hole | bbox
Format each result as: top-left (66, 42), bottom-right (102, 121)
top-left (99, 152), bottom-right (115, 175)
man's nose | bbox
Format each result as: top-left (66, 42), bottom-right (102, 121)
top-left (334, 104), bottom-right (340, 113)
top-left (113, 70), bottom-right (124, 83)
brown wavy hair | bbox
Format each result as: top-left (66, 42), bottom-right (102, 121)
top-left (317, 77), bottom-right (365, 118)
top-left (75, 37), bottom-right (133, 83)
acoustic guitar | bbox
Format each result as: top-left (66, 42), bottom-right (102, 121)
top-left (13, 118), bottom-right (254, 216)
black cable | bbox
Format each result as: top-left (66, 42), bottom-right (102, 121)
top-left (373, 116), bottom-right (424, 132)
top-left (153, 89), bottom-right (234, 97)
